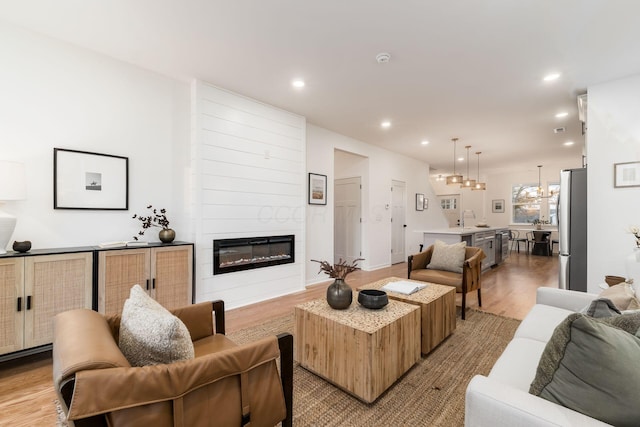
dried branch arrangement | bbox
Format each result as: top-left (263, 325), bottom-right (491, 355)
top-left (311, 258), bottom-right (364, 280)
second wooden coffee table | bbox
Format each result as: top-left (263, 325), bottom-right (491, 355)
top-left (358, 277), bottom-right (456, 354)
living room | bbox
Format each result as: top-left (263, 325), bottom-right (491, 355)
top-left (1, 2), bottom-right (640, 426)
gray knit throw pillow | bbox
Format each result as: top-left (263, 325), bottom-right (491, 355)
top-left (119, 284), bottom-right (194, 366)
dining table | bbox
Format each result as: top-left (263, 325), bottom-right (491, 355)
top-left (531, 230), bottom-right (552, 256)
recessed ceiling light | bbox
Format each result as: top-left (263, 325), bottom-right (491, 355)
top-left (292, 79), bottom-right (305, 88)
top-left (543, 73), bottom-right (561, 82)
top-left (458, 157), bottom-right (464, 162)
top-left (381, 121), bottom-right (391, 128)
top-left (555, 112), bottom-right (569, 118)
top-left (563, 141), bottom-right (574, 146)
top-left (421, 140), bottom-right (429, 145)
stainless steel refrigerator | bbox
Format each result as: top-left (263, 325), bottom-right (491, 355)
top-left (558, 167), bottom-right (587, 291)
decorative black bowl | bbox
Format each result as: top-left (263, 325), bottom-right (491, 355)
top-left (358, 289), bottom-right (388, 310)
top-left (13, 241), bottom-right (31, 253)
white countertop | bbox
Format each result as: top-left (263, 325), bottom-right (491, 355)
top-left (417, 226), bottom-right (508, 235)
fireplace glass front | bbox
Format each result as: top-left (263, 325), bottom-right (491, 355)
top-left (213, 235), bottom-right (295, 275)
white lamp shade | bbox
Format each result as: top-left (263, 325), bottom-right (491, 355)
top-left (0, 160), bottom-right (27, 200)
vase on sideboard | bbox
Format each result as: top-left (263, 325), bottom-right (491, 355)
top-left (159, 228), bottom-right (176, 243)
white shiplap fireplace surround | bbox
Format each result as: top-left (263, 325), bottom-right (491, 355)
top-left (191, 81), bottom-right (306, 309)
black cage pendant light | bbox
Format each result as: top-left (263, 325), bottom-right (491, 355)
top-left (461, 145), bottom-right (476, 188)
top-left (446, 138), bottom-right (463, 185)
top-left (472, 151), bottom-right (486, 190)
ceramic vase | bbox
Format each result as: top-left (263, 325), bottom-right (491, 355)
top-left (159, 228), bottom-right (176, 243)
top-left (326, 278), bottom-right (352, 309)
top-left (625, 247), bottom-right (640, 294)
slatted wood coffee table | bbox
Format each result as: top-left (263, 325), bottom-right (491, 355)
top-left (294, 298), bottom-right (420, 403)
top-left (358, 277), bottom-right (456, 354)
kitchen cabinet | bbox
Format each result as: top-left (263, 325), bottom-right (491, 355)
top-left (473, 231), bottom-right (496, 271)
top-left (96, 243), bottom-right (193, 316)
top-left (420, 227), bottom-right (507, 271)
top-left (0, 250), bottom-right (93, 358)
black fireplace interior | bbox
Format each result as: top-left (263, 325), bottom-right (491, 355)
top-left (213, 235), bottom-right (295, 275)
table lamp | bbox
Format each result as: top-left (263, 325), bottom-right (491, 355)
top-left (0, 160), bottom-right (27, 254)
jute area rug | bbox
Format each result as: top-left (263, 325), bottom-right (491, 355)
top-left (56, 309), bottom-right (520, 427)
top-left (232, 309), bottom-right (519, 427)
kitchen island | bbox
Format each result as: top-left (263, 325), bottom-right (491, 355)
top-left (417, 227), bottom-right (509, 270)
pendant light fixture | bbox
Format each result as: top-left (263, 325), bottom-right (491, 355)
top-left (525, 165), bottom-right (555, 200)
top-left (446, 138), bottom-right (463, 185)
top-left (472, 151), bottom-right (486, 190)
top-left (537, 165), bottom-right (544, 197)
top-left (460, 145), bottom-right (476, 188)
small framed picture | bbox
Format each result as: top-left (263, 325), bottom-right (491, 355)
top-left (308, 173), bottom-right (327, 205)
top-left (54, 148), bottom-right (129, 210)
top-left (423, 197), bottom-right (429, 210)
top-left (492, 199), bottom-right (504, 213)
top-left (614, 161), bottom-right (640, 188)
top-left (416, 193), bottom-right (424, 211)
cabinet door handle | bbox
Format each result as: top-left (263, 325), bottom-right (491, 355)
top-left (146, 279), bottom-right (150, 290)
top-left (17, 297), bottom-right (22, 312)
top-left (26, 296), bottom-right (32, 310)
top-left (152, 278), bottom-right (156, 289)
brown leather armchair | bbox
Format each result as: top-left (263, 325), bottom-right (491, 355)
top-left (53, 301), bottom-right (293, 427)
top-left (408, 245), bottom-right (485, 320)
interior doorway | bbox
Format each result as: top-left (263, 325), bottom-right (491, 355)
top-left (437, 194), bottom-right (461, 228)
top-left (391, 180), bottom-right (406, 264)
top-left (334, 177), bottom-right (362, 264)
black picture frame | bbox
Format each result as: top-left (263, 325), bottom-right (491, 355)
top-left (54, 148), bottom-right (129, 210)
top-left (416, 193), bottom-right (424, 211)
top-left (308, 173), bottom-right (327, 205)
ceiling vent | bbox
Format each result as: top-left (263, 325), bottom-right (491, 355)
top-left (376, 52), bottom-right (391, 64)
top-left (553, 127), bottom-right (566, 134)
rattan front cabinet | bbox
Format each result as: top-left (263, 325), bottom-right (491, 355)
top-left (0, 252), bottom-right (93, 356)
top-left (97, 244), bottom-right (193, 316)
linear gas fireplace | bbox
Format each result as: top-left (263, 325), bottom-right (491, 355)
top-left (213, 235), bottom-right (295, 275)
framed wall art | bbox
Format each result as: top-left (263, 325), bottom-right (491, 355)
top-left (416, 193), bottom-right (424, 211)
top-left (614, 161), bottom-right (640, 188)
top-left (492, 199), bottom-right (505, 213)
top-left (308, 173), bottom-right (327, 205)
top-left (54, 148), bottom-right (129, 210)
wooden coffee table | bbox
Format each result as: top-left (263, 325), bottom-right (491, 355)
top-left (358, 277), bottom-right (456, 354)
top-left (294, 298), bottom-right (420, 403)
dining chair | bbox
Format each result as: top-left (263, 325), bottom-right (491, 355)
top-left (525, 232), bottom-right (535, 253)
top-left (509, 230), bottom-right (528, 253)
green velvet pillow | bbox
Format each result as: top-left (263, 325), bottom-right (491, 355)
top-left (427, 240), bottom-right (467, 273)
top-left (530, 313), bottom-right (640, 426)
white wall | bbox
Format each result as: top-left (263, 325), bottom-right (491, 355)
top-left (306, 124), bottom-right (446, 285)
top-left (587, 74), bottom-right (640, 293)
top-left (191, 81), bottom-right (306, 308)
top-left (0, 23), bottom-right (190, 250)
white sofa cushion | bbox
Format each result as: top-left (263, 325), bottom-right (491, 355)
top-left (488, 337), bottom-right (547, 391)
top-left (514, 304), bottom-right (574, 343)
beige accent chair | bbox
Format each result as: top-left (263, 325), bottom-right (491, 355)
top-left (408, 245), bottom-right (485, 319)
top-left (53, 301), bottom-right (293, 427)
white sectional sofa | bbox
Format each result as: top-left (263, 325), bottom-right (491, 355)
top-left (465, 287), bottom-right (611, 426)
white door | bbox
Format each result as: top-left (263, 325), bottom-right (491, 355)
top-left (391, 180), bottom-right (406, 264)
top-left (437, 194), bottom-right (460, 228)
top-left (334, 177), bottom-right (362, 264)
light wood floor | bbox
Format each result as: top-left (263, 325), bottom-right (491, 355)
top-left (0, 251), bottom-right (557, 426)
